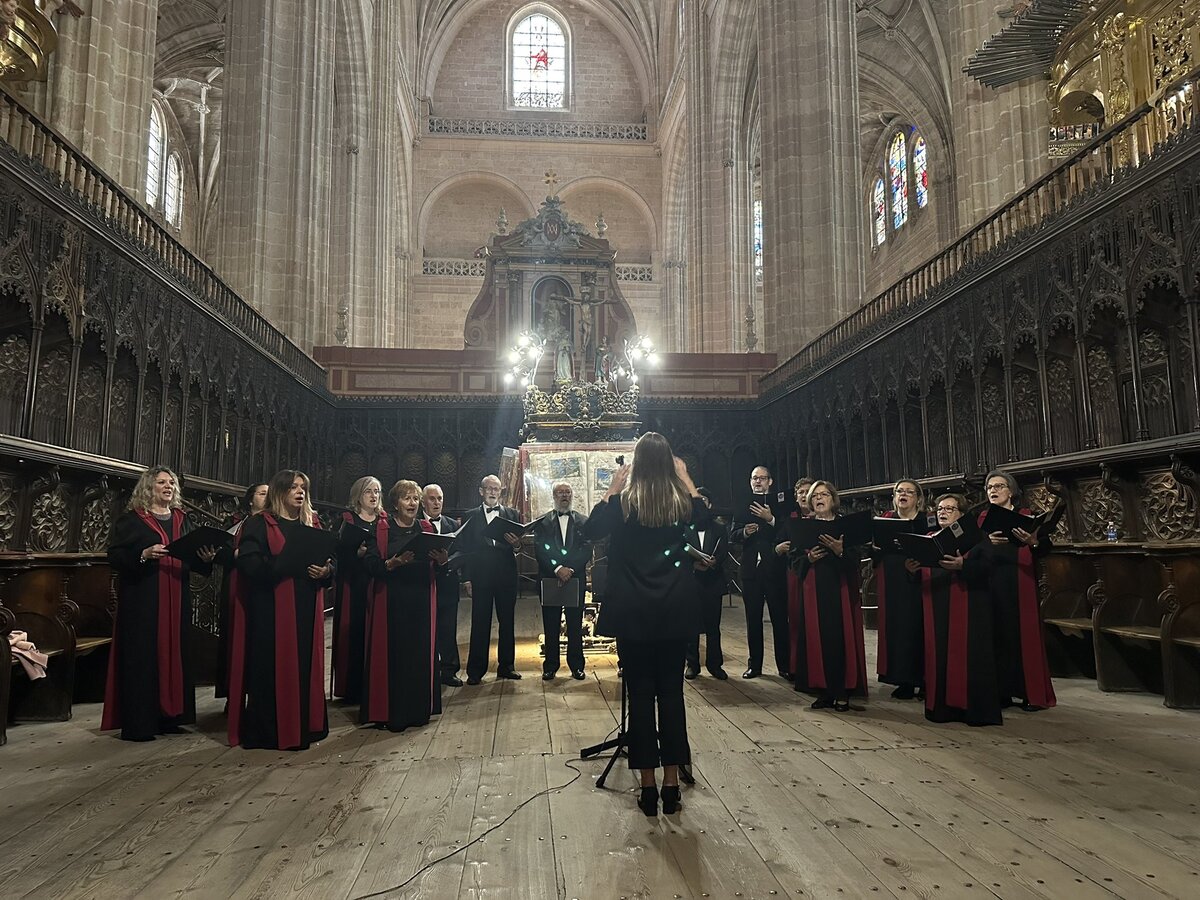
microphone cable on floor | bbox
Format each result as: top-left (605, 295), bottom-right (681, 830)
top-left (351, 756), bottom-right (587, 899)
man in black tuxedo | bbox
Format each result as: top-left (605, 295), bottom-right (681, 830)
top-left (422, 483), bottom-right (463, 688)
top-left (730, 465), bottom-right (789, 679)
top-left (685, 488), bottom-right (728, 680)
top-left (460, 474), bottom-right (523, 684)
top-left (533, 482), bottom-right (591, 681)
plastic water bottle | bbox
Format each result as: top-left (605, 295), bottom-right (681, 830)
top-left (1105, 521), bottom-right (1118, 542)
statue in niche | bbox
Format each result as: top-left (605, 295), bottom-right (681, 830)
top-left (594, 336), bottom-right (615, 383)
top-left (554, 336), bottom-right (574, 382)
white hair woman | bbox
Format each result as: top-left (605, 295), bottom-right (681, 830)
top-left (103, 466), bottom-right (217, 741)
top-left (874, 478), bottom-right (927, 700)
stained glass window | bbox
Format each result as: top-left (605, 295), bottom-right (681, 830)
top-left (146, 104), bottom-right (164, 207)
top-left (511, 13), bottom-right (567, 109)
top-left (889, 131), bottom-right (908, 230)
top-left (872, 177), bottom-right (886, 247)
top-left (164, 154), bottom-right (182, 227)
top-left (753, 198), bottom-right (763, 284)
top-left (913, 134), bottom-right (929, 209)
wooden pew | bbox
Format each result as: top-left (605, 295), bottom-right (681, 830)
top-left (0, 600), bottom-right (12, 745)
top-left (1091, 550), bottom-right (1167, 695)
top-left (1040, 548), bottom-right (1101, 679)
top-left (63, 561), bottom-right (115, 703)
top-left (1159, 553), bottom-right (1200, 709)
top-left (0, 565), bottom-right (78, 722)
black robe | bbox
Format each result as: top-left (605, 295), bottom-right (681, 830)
top-left (213, 515), bottom-right (243, 700)
top-left (361, 519), bottom-right (441, 731)
top-left (978, 509), bottom-right (1057, 709)
top-left (920, 547), bottom-right (1002, 726)
top-left (229, 514), bottom-right (330, 750)
top-left (331, 510), bottom-right (387, 703)
top-left (791, 525), bottom-right (868, 699)
top-left (103, 509), bottom-right (209, 741)
top-left (873, 510), bottom-right (925, 688)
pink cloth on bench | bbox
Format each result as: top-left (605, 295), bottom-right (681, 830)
top-left (8, 630), bottom-right (48, 680)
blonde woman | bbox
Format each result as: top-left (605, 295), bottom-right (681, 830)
top-left (229, 470), bottom-right (332, 750)
top-left (331, 476), bottom-right (387, 703)
top-left (584, 432), bottom-right (707, 817)
top-left (103, 467), bottom-right (216, 741)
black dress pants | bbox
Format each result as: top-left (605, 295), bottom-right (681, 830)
top-left (466, 564), bottom-right (517, 679)
top-left (542, 587), bottom-right (585, 673)
top-left (743, 575), bottom-right (791, 672)
top-left (435, 591), bottom-right (461, 677)
top-left (621, 639), bottom-right (690, 770)
top-left (685, 586), bottom-right (724, 672)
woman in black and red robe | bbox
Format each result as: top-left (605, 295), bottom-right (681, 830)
top-left (790, 481), bottom-right (868, 711)
top-left (331, 476), bottom-right (387, 704)
top-left (873, 479), bottom-right (926, 699)
top-left (980, 470), bottom-right (1056, 711)
top-left (361, 479), bottom-right (443, 731)
top-left (104, 467), bottom-right (215, 742)
top-left (915, 493), bottom-right (1002, 726)
top-left (215, 482), bottom-right (267, 700)
top-left (228, 470), bottom-right (333, 750)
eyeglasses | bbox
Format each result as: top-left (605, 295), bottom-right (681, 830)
top-left (894, 488), bottom-right (917, 496)
top-left (810, 490), bottom-right (832, 500)
top-left (986, 483), bottom-right (1009, 492)
top-left (750, 476), bottom-right (770, 482)
top-left (936, 505), bottom-right (960, 513)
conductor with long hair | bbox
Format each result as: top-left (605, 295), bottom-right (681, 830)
top-left (585, 433), bottom-right (708, 817)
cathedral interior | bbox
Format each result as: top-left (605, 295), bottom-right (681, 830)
top-left (1, 1), bottom-right (1200, 897)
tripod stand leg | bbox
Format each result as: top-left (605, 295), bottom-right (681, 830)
top-left (595, 732), bottom-right (625, 788)
top-left (679, 763), bottom-right (696, 785)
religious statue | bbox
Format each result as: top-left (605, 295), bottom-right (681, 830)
top-left (594, 336), bottom-right (615, 383)
top-left (554, 336), bottom-right (573, 382)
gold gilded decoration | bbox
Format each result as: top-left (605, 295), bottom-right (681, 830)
top-left (1151, 6), bottom-right (1192, 88)
top-left (0, 1), bottom-right (60, 83)
top-left (521, 380), bottom-right (640, 443)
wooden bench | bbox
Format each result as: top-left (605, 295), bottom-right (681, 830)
top-left (0, 564), bottom-right (79, 723)
top-left (1091, 550), bottom-right (1168, 695)
top-left (1040, 548), bottom-right (1103, 679)
top-left (63, 562), bottom-right (115, 703)
top-left (0, 600), bottom-right (12, 746)
top-left (1158, 552), bottom-right (1200, 709)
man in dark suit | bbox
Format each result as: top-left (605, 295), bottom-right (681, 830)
top-left (685, 488), bottom-right (728, 680)
top-left (460, 474), bottom-right (523, 684)
top-left (730, 465), bottom-right (789, 679)
top-left (422, 483), bottom-right (463, 687)
top-left (533, 481), bottom-right (591, 681)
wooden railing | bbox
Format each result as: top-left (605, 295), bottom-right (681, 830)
top-left (762, 65), bottom-right (1200, 397)
top-left (0, 86), bottom-right (327, 392)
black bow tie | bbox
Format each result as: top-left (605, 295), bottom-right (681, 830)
top-left (428, 517), bottom-right (441, 524)
top-left (557, 511), bottom-right (571, 517)
top-left (485, 507), bottom-right (500, 514)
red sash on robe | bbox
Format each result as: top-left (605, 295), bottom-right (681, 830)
top-left (227, 513), bottom-right (328, 748)
top-left (978, 509), bottom-right (1056, 709)
top-left (332, 510), bottom-right (388, 697)
top-left (101, 509), bottom-right (187, 730)
top-left (364, 519), bottom-right (435, 723)
top-left (921, 566), bottom-right (971, 712)
top-left (802, 559), bottom-right (867, 693)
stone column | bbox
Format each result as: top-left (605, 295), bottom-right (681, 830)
top-left (213, 0), bottom-right (337, 351)
top-left (949, 1), bottom-right (1050, 230)
top-left (757, 0), bottom-right (864, 359)
top-left (682, 0), bottom-right (751, 353)
top-left (21, 1), bottom-right (159, 196)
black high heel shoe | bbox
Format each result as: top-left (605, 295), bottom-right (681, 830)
top-left (638, 786), bottom-right (659, 817)
top-left (661, 784), bottom-right (681, 814)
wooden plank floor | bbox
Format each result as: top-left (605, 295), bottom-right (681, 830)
top-left (3, 597), bottom-right (1199, 899)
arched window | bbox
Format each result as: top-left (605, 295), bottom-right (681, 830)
top-left (510, 10), bottom-right (568, 109)
top-left (146, 104), bottom-right (164, 207)
top-left (164, 154), bottom-right (182, 227)
top-left (872, 177), bottom-right (886, 247)
top-left (913, 134), bottom-right (929, 209)
top-left (752, 197), bottom-right (763, 284)
top-left (888, 132), bottom-right (908, 230)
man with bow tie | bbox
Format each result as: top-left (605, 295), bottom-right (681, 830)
top-left (421, 483), bottom-right (464, 687)
top-left (534, 481), bottom-right (591, 680)
top-left (460, 474), bottom-right (524, 684)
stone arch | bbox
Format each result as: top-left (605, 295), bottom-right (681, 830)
top-left (557, 176), bottom-right (657, 262)
top-left (418, 172), bottom-right (537, 258)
